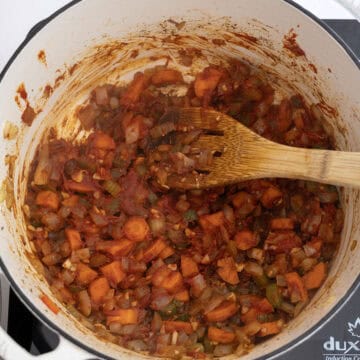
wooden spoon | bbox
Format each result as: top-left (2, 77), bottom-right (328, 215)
top-left (167, 107), bottom-right (360, 189)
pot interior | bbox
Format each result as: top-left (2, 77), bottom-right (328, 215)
top-left (0, 0), bottom-right (359, 359)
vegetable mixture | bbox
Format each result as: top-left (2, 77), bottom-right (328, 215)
top-left (25, 60), bottom-right (343, 358)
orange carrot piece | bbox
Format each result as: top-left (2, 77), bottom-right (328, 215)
top-left (91, 131), bottom-right (116, 150)
top-left (100, 260), bottom-right (125, 286)
top-left (123, 216), bottom-right (150, 242)
top-left (232, 191), bottom-right (255, 210)
top-left (181, 255), bottom-right (199, 277)
top-left (270, 218), bottom-right (295, 230)
top-left (174, 289), bottom-right (190, 302)
top-left (76, 263), bottom-right (98, 285)
top-left (159, 245), bottom-right (175, 260)
top-left (257, 321), bottom-right (283, 337)
top-left (62, 195), bottom-right (79, 207)
top-left (199, 211), bottom-right (224, 232)
top-left (142, 238), bottom-right (167, 262)
top-left (302, 262), bottom-right (327, 290)
top-left (285, 272), bottom-right (308, 302)
top-left (64, 179), bottom-right (97, 193)
top-left (260, 187), bottom-right (283, 209)
top-left (235, 230), bottom-right (259, 251)
top-left (151, 68), bottom-right (183, 86)
top-left (151, 265), bottom-right (173, 287)
top-left (95, 239), bottom-right (135, 257)
top-left (208, 327), bottom-right (235, 344)
top-left (163, 321), bottom-right (193, 334)
top-left (161, 271), bottom-right (183, 294)
top-left (240, 308), bottom-right (259, 324)
top-left (217, 257), bottom-right (239, 285)
top-left (205, 301), bottom-right (238, 322)
top-left (35, 190), bottom-right (60, 210)
top-left (40, 294), bottom-right (60, 314)
top-left (255, 298), bottom-right (274, 313)
top-left (194, 67), bottom-right (223, 98)
top-left (89, 277), bottom-right (110, 304)
top-left (106, 308), bottom-right (139, 326)
top-left (120, 72), bottom-right (147, 106)
top-left (65, 228), bottom-right (83, 251)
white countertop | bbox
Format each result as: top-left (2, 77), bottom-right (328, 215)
top-left (0, 0), bottom-right (355, 72)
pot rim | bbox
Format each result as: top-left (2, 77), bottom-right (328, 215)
top-left (0, 0), bottom-right (359, 359)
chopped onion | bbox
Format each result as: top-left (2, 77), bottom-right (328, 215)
top-left (189, 274), bottom-right (206, 297)
top-left (127, 340), bottom-right (147, 352)
top-left (244, 261), bottom-right (264, 277)
top-left (34, 144), bottom-right (51, 185)
top-left (95, 86), bottom-right (109, 105)
top-left (318, 191), bottom-right (338, 203)
top-left (151, 288), bottom-right (173, 310)
top-left (214, 344), bottom-right (234, 356)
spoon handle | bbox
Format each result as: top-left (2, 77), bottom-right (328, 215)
top-left (249, 142), bottom-right (360, 188)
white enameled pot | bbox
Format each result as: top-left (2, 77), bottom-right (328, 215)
top-left (0, 0), bottom-right (359, 359)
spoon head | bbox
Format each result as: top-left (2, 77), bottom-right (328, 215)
top-left (166, 108), bottom-right (264, 189)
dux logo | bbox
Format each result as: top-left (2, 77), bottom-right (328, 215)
top-left (323, 317), bottom-right (360, 355)
top-left (348, 318), bottom-right (360, 339)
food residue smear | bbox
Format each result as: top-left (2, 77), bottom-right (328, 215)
top-left (283, 29), bottom-right (306, 57)
top-left (25, 59), bottom-right (343, 358)
top-left (16, 83), bottom-right (37, 126)
top-left (38, 50), bottom-right (47, 66)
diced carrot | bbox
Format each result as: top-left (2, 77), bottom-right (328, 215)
top-left (76, 263), bottom-right (98, 285)
top-left (95, 239), bottom-right (135, 257)
top-left (123, 216), bottom-right (150, 242)
top-left (161, 271), bottom-right (183, 294)
top-left (120, 72), bottom-right (148, 106)
top-left (142, 238), bottom-right (167, 262)
top-left (205, 301), bottom-right (238, 322)
top-left (174, 289), bottom-right (190, 302)
top-left (64, 179), bottom-right (97, 193)
top-left (151, 68), bottom-right (183, 86)
top-left (235, 230), bottom-right (259, 250)
top-left (302, 262), bottom-right (326, 290)
top-left (163, 321), bottom-right (193, 334)
top-left (208, 327), bottom-right (235, 344)
top-left (260, 187), bottom-right (283, 209)
top-left (40, 294), bottom-right (60, 314)
top-left (181, 255), bottom-right (199, 277)
top-left (217, 257), bottom-right (239, 285)
top-left (255, 298), bottom-right (274, 313)
top-left (89, 277), bottom-right (110, 304)
top-left (257, 320), bottom-right (283, 337)
top-left (62, 195), bottom-right (79, 207)
top-left (232, 191), bottom-right (256, 214)
top-left (270, 218), bottom-right (294, 230)
top-left (194, 67), bottom-right (223, 98)
top-left (35, 190), bottom-right (60, 210)
top-left (240, 308), bottom-right (259, 324)
top-left (285, 272), bottom-right (308, 302)
top-left (91, 131), bottom-right (116, 150)
top-left (277, 99), bottom-right (292, 133)
top-left (199, 211), bottom-right (224, 232)
top-left (151, 265), bottom-right (172, 287)
top-left (159, 246), bottom-right (175, 259)
top-left (100, 261), bottom-right (125, 286)
top-left (106, 308), bottom-right (139, 326)
top-left (65, 228), bottom-right (83, 251)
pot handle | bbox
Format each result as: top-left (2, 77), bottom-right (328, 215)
top-left (0, 325), bottom-right (94, 360)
